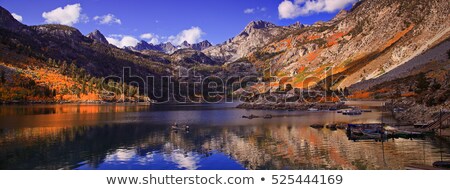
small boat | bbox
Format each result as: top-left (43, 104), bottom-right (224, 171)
top-left (263, 114), bottom-right (273, 119)
top-left (329, 107), bottom-right (338, 111)
top-left (308, 108), bottom-right (319, 111)
top-left (336, 110), bottom-right (343, 113)
top-left (342, 109), bottom-right (362, 115)
top-left (326, 124), bottom-right (338, 131)
top-left (242, 114), bottom-right (259, 119)
top-left (336, 124), bottom-right (347, 130)
top-left (347, 123), bottom-right (385, 141)
top-left (310, 124), bottom-right (324, 129)
top-left (414, 123), bottom-right (428, 128)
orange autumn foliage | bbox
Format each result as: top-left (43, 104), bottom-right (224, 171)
top-left (381, 24), bottom-right (414, 51)
top-left (348, 91), bottom-right (372, 99)
top-left (326, 32), bottom-right (345, 47)
top-left (401, 92), bottom-right (417, 97)
top-left (307, 35), bottom-right (320, 41)
top-left (306, 49), bottom-right (322, 62)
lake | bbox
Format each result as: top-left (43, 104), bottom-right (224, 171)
top-left (0, 101), bottom-right (449, 170)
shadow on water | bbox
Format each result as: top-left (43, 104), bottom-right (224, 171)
top-left (0, 101), bottom-right (449, 170)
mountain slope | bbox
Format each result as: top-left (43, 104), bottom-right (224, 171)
top-left (86, 30), bottom-right (109, 44)
top-left (130, 40), bottom-right (212, 54)
top-left (202, 20), bottom-right (302, 62)
top-left (0, 6), bottom-right (173, 102)
top-left (237, 0), bottom-right (450, 90)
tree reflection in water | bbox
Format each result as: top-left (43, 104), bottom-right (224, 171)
top-left (0, 103), bottom-right (449, 170)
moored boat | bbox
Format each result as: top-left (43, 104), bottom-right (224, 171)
top-left (310, 124), bottom-right (324, 129)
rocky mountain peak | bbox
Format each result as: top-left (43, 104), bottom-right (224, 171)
top-left (287, 21), bottom-right (306, 29)
top-left (131, 40), bottom-right (213, 54)
top-left (133, 40), bottom-right (156, 51)
top-left (181, 41), bottom-right (190, 47)
top-left (191, 40), bottom-right (212, 51)
top-left (243, 20), bottom-right (277, 34)
top-left (162, 42), bottom-right (175, 48)
top-left (0, 6), bottom-right (25, 31)
top-left (87, 29), bottom-right (108, 44)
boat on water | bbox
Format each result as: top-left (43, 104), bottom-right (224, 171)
top-left (347, 123), bottom-right (385, 141)
top-left (310, 124), bottom-right (324, 129)
top-left (242, 114), bottom-right (259, 119)
top-left (384, 126), bottom-right (425, 138)
top-left (347, 124), bottom-right (426, 141)
top-left (326, 124), bottom-right (338, 131)
top-left (342, 109), bottom-right (362, 115)
top-left (308, 108), bottom-right (319, 111)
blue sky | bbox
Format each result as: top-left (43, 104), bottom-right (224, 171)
top-left (0, 0), bottom-right (357, 47)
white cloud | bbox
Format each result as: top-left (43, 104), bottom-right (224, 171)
top-left (164, 150), bottom-right (200, 170)
top-left (11, 13), bottom-right (23, 22)
top-left (93, 14), bottom-right (121, 25)
top-left (244, 8), bottom-right (255, 14)
top-left (111, 27), bottom-right (206, 47)
top-left (244, 7), bottom-right (266, 14)
top-left (106, 35), bottom-right (139, 48)
top-left (278, 0), bottom-right (357, 19)
top-left (140, 33), bottom-right (160, 44)
top-left (42, 3), bottom-right (85, 26)
top-left (167, 26), bottom-right (204, 45)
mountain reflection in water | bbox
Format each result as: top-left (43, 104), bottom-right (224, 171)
top-left (0, 102), bottom-right (449, 170)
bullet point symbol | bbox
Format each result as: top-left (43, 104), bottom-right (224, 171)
top-left (261, 177), bottom-right (265, 181)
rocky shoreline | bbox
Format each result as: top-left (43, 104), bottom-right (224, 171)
top-left (387, 98), bottom-right (450, 124)
top-left (237, 102), bottom-right (348, 110)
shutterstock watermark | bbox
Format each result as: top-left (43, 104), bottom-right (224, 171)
top-left (99, 67), bottom-right (348, 104)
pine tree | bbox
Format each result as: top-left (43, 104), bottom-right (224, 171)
top-left (81, 82), bottom-right (87, 95)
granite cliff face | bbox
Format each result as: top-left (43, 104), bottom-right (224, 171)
top-left (86, 30), bottom-right (109, 44)
top-left (202, 20), bottom-right (299, 62)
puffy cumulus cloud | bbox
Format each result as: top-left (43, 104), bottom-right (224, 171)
top-left (93, 14), bottom-right (121, 25)
top-left (278, 0), bottom-right (357, 19)
top-left (167, 26), bottom-right (204, 45)
top-left (42, 3), bottom-right (86, 26)
top-left (140, 33), bottom-right (160, 44)
top-left (11, 13), bottom-right (23, 22)
top-left (106, 35), bottom-right (139, 48)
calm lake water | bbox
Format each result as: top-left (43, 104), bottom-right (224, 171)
top-left (0, 101), bottom-right (449, 170)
